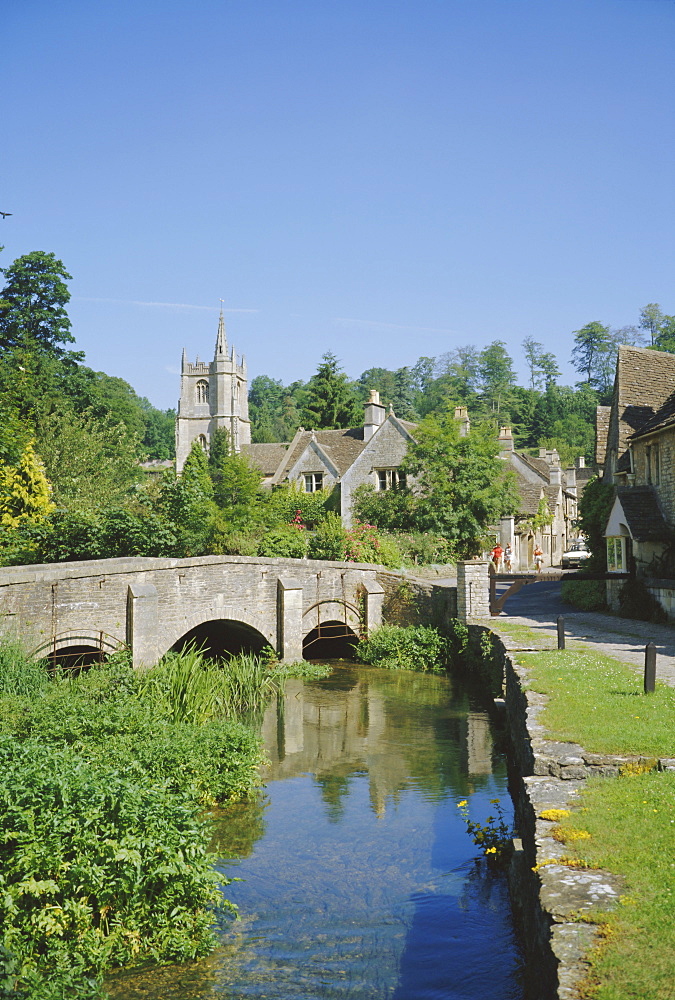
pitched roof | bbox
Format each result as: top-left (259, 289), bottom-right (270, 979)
top-left (630, 389), bottom-right (675, 440)
top-left (607, 346), bottom-right (675, 472)
top-left (613, 486), bottom-right (670, 542)
top-left (242, 442), bottom-right (290, 476)
top-left (272, 426), bottom-right (367, 482)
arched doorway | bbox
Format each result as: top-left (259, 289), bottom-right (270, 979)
top-left (302, 620), bottom-right (358, 660)
top-left (171, 619), bottom-right (270, 658)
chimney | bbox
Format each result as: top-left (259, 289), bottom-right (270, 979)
top-left (498, 425), bottom-right (514, 453)
top-left (549, 466), bottom-right (561, 485)
top-left (454, 406), bottom-right (470, 437)
top-left (575, 456), bottom-right (586, 469)
top-left (364, 389), bottom-right (386, 441)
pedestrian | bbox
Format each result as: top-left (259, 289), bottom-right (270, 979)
top-left (534, 545), bottom-right (543, 572)
top-left (491, 543), bottom-right (504, 572)
top-left (504, 543), bottom-right (512, 572)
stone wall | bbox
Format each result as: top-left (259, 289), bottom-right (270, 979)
top-left (376, 570), bottom-right (457, 627)
top-left (483, 626), bottom-right (675, 1000)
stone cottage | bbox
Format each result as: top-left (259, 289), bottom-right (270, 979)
top-left (599, 345), bottom-right (675, 583)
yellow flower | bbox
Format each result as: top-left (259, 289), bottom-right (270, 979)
top-left (457, 800), bottom-right (468, 808)
top-left (486, 847), bottom-right (497, 854)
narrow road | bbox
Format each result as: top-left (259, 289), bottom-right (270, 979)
top-left (496, 577), bottom-right (675, 688)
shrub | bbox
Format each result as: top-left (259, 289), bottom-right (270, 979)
top-left (561, 579), bottom-right (608, 612)
top-left (356, 624), bottom-right (448, 673)
top-left (344, 521), bottom-right (401, 568)
top-left (307, 512), bottom-right (347, 561)
top-left (0, 739), bottom-right (222, 998)
top-left (0, 638), bottom-right (50, 698)
top-left (618, 578), bottom-right (668, 623)
top-left (394, 531), bottom-right (453, 567)
top-left (257, 526), bottom-right (307, 559)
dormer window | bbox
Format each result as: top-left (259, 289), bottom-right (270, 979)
top-left (196, 379), bottom-right (209, 404)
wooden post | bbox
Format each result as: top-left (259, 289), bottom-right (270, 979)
top-left (644, 642), bottom-right (657, 693)
top-left (557, 616), bottom-right (565, 650)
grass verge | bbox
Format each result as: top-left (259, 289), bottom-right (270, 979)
top-left (501, 633), bottom-right (675, 999)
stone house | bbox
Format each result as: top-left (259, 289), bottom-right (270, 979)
top-left (599, 345), bottom-right (675, 580)
top-left (496, 427), bottom-right (585, 570)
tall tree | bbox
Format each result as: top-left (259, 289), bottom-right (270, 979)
top-left (301, 353), bottom-right (360, 429)
top-left (522, 338), bottom-right (561, 390)
top-left (403, 410), bottom-right (519, 558)
top-left (571, 321), bottom-right (612, 387)
top-left (0, 251), bottom-right (78, 358)
top-left (639, 303), bottom-right (665, 346)
top-left (0, 441), bottom-right (54, 528)
top-left (478, 341), bottom-right (516, 414)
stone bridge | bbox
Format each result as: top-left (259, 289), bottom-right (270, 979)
top-left (0, 554), bottom-right (393, 666)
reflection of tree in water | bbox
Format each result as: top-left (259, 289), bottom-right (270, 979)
top-left (315, 767), bottom-right (366, 823)
top-left (209, 794), bottom-right (269, 860)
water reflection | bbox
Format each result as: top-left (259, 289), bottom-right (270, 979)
top-left (106, 665), bottom-right (522, 1000)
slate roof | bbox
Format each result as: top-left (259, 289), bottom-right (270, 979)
top-left (607, 346), bottom-right (675, 472)
top-left (272, 427), bottom-right (367, 482)
top-left (615, 486), bottom-right (670, 542)
top-left (630, 389), bottom-right (675, 440)
top-left (243, 443), bottom-right (290, 476)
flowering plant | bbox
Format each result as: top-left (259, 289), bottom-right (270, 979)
top-left (457, 798), bottom-right (512, 865)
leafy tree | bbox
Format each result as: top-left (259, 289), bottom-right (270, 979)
top-left (639, 303), bottom-right (665, 346)
top-left (478, 341), bottom-right (516, 414)
top-left (404, 410), bottom-right (520, 558)
top-left (301, 353), bottom-right (361, 429)
top-left (653, 314), bottom-right (675, 354)
top-left (140, 399), bottom-right (176, 460)
top-left (206, 429), bottom-right (260, 523)
top-left (0, 251), bottom-right (78, 359)
top-left (33, 409), bottom-right (142, 511)
top-left (522, 338), bottom-right (560, 390)
top-left (571, 321), bottom-right (612, 387)
top-left (0, 441), bottom-right (54, 529)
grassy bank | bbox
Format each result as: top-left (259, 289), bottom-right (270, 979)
top-left (506, 630), bottom-right (675, 999)
top-left (0, 641), bottom-right (325, 999)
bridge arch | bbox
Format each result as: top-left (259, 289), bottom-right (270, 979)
top-left (30, 631), bottom-right (126, 670)
top-left (159, 610), bottom-right (274, 660)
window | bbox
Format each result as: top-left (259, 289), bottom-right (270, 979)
top-left (196, 379), bottom-right (209, 404)
top-left (197, 434), bottom-right (208, 451)
top-left (304, 473), bottom-right (323, 493)
top-left (606, 536), bottom-right (627, 573)
top-left (376, 469), bottom-right (406, 491)
top-left (646, 443), bottom-right (660, 485)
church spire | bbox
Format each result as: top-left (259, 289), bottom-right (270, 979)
top-left (215, 300), bottom-right (227, 357)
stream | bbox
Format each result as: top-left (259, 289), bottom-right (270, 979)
top-left (107, 663), bottom-right (523, 999)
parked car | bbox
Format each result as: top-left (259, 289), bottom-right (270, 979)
top-left (561, 539), bottom-right (591, 569)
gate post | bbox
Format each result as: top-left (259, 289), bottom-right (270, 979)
top-left (277, 577), bottom-right (304, 663)
top-left (126, 583), bottom-right (159, 668)
top-left (457, 561), bottom-right (490, 622)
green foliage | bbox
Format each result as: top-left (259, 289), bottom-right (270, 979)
top-left (477, 340), bottom-right (516, 415)
top-left (356, 624), bottom-right (448, 673)
top-left (262, 482), bottom-right (329, 528)
top-left (561, 579), bottom-right (608, 612)
top-left (207, 429), bottom-right (261, 524)
top-left (405, 411), bottom-right (520, 559)
top-left (0, 441), bottom-right (54, 528)
top-left (34, 409), bottom-right (142, 511)
top-left (618, 578), bottom-right (668, 624)
top-left (271, 660), bottom-right (333, 681)
top-left (576, 475), bottom-right (615, 571)
top-left (307, 511), bottom-right (348, 560)
top-left (393, 531), bottom-right (453, 566)
top-left (0, 251), bottom-right (76, 358)
top-left (0, 738), bottom-right (221, 998)
top-left (257, 525), bottom-right (307, 559)
top-left (350, 482), bottom-right (416, 532)
top-left (0, 639), bottom-right (50, 698)
top-left (571, 320), bottom-right (612, 389)
top-left (301, 352), bottom-right (361, 429)
top-left (457, 797), bottom-right (511, 865)
top-left (344, 521), bottom-right (402, 568)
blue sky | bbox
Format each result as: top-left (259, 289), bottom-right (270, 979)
top-left (2, 0), bottom-right (674, 410)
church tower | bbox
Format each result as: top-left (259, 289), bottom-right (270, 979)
top-left (175, 307), bottom-right (251, 471)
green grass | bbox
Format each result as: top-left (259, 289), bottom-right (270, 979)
top-left (555, 772), bottom-right (675, 1000)
top-left (520, 647), bottom-right (675, 756)
top-left (501, 636), bottom-right (675, 998)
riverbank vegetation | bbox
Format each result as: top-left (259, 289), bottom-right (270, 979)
top-left (506, 632), bottom-right (675, 999)
top-left (0, 638), bottom-right (321, 998)
top-left (356, 624), bottom-right (449, 673)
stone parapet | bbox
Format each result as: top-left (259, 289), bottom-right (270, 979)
top-left (456, 561), bottom-right (490, 621)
